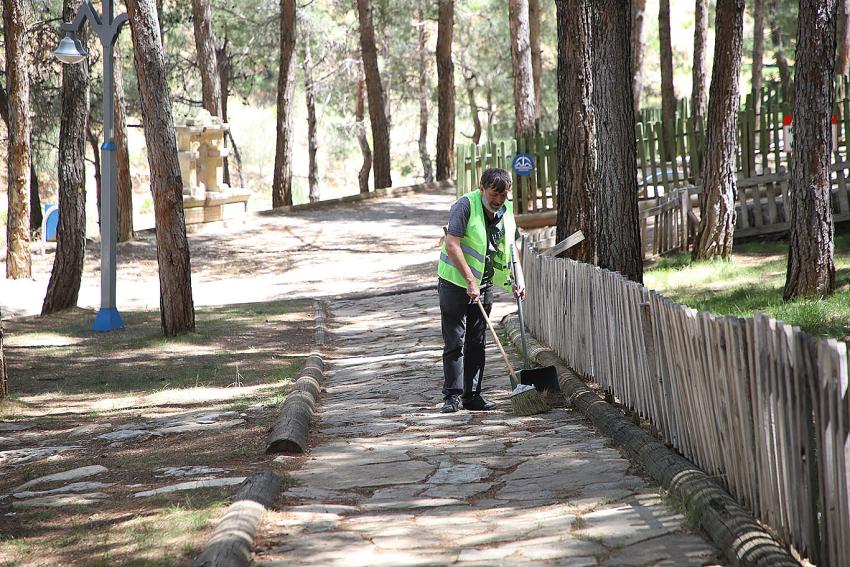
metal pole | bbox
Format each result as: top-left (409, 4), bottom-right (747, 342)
top-left (92, 0), bottom-right (124, 331)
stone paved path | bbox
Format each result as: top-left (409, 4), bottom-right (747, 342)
top-left (253, 290), bottom-right (724, 566)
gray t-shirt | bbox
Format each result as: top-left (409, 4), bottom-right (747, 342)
top-left (446, 196), bottom-right (520, 287)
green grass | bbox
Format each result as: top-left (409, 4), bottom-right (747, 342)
top-left (644, 232), bottom-right (850, 339)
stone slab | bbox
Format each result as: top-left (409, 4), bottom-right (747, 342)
top-left (10, 465), bottom-right (108, 493)
top-left (13, 492), bottom-right (108, 508)
top-left (133, 477), bottom-right (246, 497)
top-left (295, 460), bottom-right (435, 490)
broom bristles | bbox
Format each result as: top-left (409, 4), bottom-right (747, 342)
top-left (510, 386), bottom-right (549, 416)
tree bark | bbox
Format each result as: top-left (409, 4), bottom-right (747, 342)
top-left (837, 0), bottom-right (850, 75)
top-left (509, 0), bottom-right (536, 138)
top-left (273, 0), bottom-right (296, 207)
top-left (128, 0), bottom-right (196, 336)
top-left (692, 0), bottom-right (744, 260)
top-left (355, 70), bottom-right (372, 194)
top-left (465, 73), bottom-right (482, 144)
top-left (191, 0), bottom-right (222, 118)
top-left (3, 0), bottom-right (32, 279)
top-left (356, 0), bottom-right (392, 189)
top-left (301, 38), bottom-right (319, 203)
top-left (0, 308), bottom-right (6, 399)
top-left (692, 0), bottom-right (708, 124)
top-left (87, 125), bottom-right (102, 226)
top-left (555, 0), bottom-right (595, 263)
top-left (29, 160), bottom-right (42, 233)
top-left (417, 1), bottom-right (433, 182)
top-left (218, 33), bottom-right (238, 187)
top-left (751, 0), bottom-right (765, 116)
top-left (43, 0), bottom-right (90, 315)
top-left (631, 0), bottom-right (647, 114)
top-left (529, 0), bottom-right (542, 120)
top-left (592, 0), bottom-right (643, 284)
top-left (115, 45), bottom-right (134, 242)
top-left (659, 0), bottom-right (677, 157)
top-left (156, 0), bottom-right (164, 46)
top-left (436, 0), bottom-right (455, 181)
top-left (768, 0), bottom-right (793, 102)
top-left (784, 0), bottom-right (838, 300)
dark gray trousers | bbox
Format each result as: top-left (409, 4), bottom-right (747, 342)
top-left (439, 278), bottom-right (493, 401)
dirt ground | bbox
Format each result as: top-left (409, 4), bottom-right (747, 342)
top-left (0, 185), bottom-right (454, 566)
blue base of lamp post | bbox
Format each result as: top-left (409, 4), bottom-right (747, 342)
top-left (92, 307), bottom-right (125, 332)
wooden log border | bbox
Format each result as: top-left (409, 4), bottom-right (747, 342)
top-left (193, 471), bottom-right (282, 567)
top-left (266, 353), bottom-right (325, 454)
top-left (501, 315), bottom-right (798, 567)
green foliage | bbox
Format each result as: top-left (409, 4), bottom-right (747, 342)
top-left (645, 232), bottom-right (850, 339)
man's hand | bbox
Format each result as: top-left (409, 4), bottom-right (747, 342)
top-left (513, 283), bottom-right (526, 301)
top-left (467, 279), bottom-right (481, 302)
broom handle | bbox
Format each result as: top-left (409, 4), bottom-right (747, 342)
top-left (477, 300), bottom-right (520, 388)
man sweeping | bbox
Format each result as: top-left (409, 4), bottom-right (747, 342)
top-left (437, 167), bottom-right (525, 413)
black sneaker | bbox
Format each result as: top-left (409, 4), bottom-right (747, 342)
top-left (441, 395), bottom-right (461, 413)
top-left (462, 394), bottom-right (497, 411)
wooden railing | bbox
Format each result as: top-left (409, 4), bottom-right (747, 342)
top-left (521, 235), bottom-right (850, 566)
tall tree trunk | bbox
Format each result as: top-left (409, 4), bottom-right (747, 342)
top-left (43, 0), bottom-right (90, 315)
top-left (0, 309), bottom-right (6, 399)
top-left (301, 39), bottom-right (319, 203)
top-left (191, 0), bottom-right (222, 118)
top-left (658, 0), bottom-right (677, 157)
top-left (836, 0), bottom-right (850, 75)
top-left (3, 0), bottom-right (32, 279)
top-left (769, 0), bottom-right (793, 103)
top-left (592, 0), bottom-right (643, 283)
top-left (529, 0), bottom-right (542, 120)
top-left (751, 0), bottom-right (765, 116)
top-left (115, 45), bottom-right (134, 242)
top-left (417, 1), bottom-right (433, 183)
top-left (692, 0), bottom-right (744, 260)
top-left (156, 0), bottom-right (164, 46)
top-left (217, 34), bottom-right (237, 187)
top-left (128, 0), bottom-right (196, 336)
top-left (509, 0), bottom-right (536, 138)
top-left (356, 0), bottom-right (392, 189)
top-left (87, 125), bottom-right (102, 225)
top-left (631, 0), bottom-right (647, 114)
top-left (436, 0), bottom-right (455, 181)
top-left (465, 73), bottom-right (482, 144)
top-left (784, 0), bottom-right (838, 300)
top-left (555, 0), bottom-right (595, 263)
top-left (355, 70), bottom-right (372, 194)
top-left (692, 0), bottom-right (708, 124)
top-left (29, 160), bottom-right (42, 233)
top-left (273, 0), bottom-right (296, 207)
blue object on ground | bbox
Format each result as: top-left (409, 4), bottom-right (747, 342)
top-left (43, 204), bottom-right (59, 242)
top-left (92, 307), bottom-right (125, 332)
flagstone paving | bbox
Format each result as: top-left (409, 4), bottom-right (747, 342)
top-left (252, 290), bottom-right (725, 566)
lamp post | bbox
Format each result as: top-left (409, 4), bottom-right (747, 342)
top-left (54, 1), bottom-right (127, 332)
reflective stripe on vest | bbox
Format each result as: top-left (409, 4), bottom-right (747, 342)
top-left (437, 190), bottom-right (515, 293)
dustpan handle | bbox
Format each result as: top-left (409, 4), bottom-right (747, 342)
top-left (477, 300), bottom-right (520, 389)
top-left (511, 252), bottom-right (532, 370)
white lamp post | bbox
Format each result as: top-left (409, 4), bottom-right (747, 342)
top-left (54, 0), bottom-right (127, 332)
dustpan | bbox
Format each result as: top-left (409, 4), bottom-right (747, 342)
top-left (512, 254), bottom-right (560, 393)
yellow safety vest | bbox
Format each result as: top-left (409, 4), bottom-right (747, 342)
top-left (437, 190), bottom-right (515, 293)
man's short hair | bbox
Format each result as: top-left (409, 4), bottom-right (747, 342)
top-left (480, 168), bottom-right (511, 193)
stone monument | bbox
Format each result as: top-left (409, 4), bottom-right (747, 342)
top-left (175, 110), bottom-right (250, 224)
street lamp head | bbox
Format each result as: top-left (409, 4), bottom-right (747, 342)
top-left (54, 32), bottom-right (88, 65)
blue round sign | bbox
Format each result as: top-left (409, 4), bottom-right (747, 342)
top-left (512, 153), bottom-right (535, 177)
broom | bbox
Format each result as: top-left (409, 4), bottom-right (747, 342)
top-left (476, 300), bottom-right (549, 416)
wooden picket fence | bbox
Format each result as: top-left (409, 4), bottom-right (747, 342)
top-left (455, 79), bottom-right (850, 257)
top-left (521, 233), bottom-right (850, 566)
